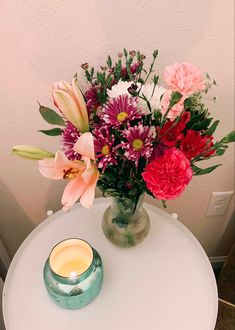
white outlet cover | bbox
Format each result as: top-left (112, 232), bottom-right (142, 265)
top-left (206, 191), bottom-right (234, 217)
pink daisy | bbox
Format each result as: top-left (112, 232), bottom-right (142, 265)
top-left (99, 94), bottom-right (142, 127)
top-left (93, 126), bottom-right (117, 172)
top-left (119, 124), bottom-right (154, 166)
top-left (61, 122), bottom-right (81, 160)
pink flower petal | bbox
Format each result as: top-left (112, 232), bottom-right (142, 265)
top-left (164, 62), bottom-right (205, 96)
top-left (72, 77), bottom-right (89, 131)
top-left (81, 156), bottom-right (92, 172)
top-left (62, 165), bottom-right (99, 210)
top-left (80, 169), bottom-right (99, 208)
top-left (39, 151), bottom-right (83, 180)
top-left (62, 174), bottom-right (87, 211)
top-left (53, 90), bottom-right (84, 131)
top-left (39, 151), bottom-right (70, 179)
top-left (74, 132), bottom-right (95, 161)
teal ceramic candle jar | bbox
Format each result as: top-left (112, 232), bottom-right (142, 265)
top-left (43, 238), bottom-right (103, 309)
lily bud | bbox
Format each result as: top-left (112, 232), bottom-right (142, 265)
top-left (53, 77), bottom-right (89, 133)
top-left (12, 145), bottom-right (55, 160)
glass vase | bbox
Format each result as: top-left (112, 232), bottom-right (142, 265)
top-left (102, 194), bottom-right (150, 248)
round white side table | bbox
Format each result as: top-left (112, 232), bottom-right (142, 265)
top-left (3, 199), bottom-right (218, 330)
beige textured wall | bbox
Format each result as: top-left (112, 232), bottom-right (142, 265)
top-left (0, 0), bottom-right (234, 257)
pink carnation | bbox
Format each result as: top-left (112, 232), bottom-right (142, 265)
top-left (160, 90), bottom-right (185, 120)
top-left (142, 148), bottom-right (192, 200)
top-left (164, 62), bottom-right (205, 96)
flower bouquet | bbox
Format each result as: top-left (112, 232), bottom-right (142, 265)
top-left (12, 49), bottom-right (235, 247)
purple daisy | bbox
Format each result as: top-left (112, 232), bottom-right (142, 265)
top-left (84, 87), bottom-right (100, 118)
top-left (93, 126), bottom-right (117, 172)
top-left (85, 86), bottom-right (99, 108)
top-left (119, 124), bottom-right (153, 166)
top-left (61, 122), bottom-right (81, 161)
top-left (99, 94), bottom-right (142, 127)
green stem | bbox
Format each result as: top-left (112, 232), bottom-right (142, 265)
top-left (191, 142), bottom-right (218, 163)
top-left (133, 194), bottom-right (141, 215)
top-left (151, 82), bottom-right (157, 98)
top-left (144, 53), bottom-right (157, 84)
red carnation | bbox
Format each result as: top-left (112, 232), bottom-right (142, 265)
top-left (142, 148), bottom-right (193, 200)
top-left (157, 112), bottom-right (190, 147)
top-left (179, 130), bottom-right (214, 160)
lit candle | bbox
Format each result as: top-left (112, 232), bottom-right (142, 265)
top-left (49, 239), bottom-right (93, 278)
top-left (44, 238), bottom-right (103, 309)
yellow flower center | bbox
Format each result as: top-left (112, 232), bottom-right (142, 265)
top-left (117, 111), bottom-right (128, 122)
top-left (101, 144), bottom-right (110, 155)
top-left (132, 139), bottom-right (144, 150)
top-left (63, 168), bottom-right (79, 179)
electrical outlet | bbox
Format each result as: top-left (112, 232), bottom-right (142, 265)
top-left (206, 191), bottom-right (234, 216)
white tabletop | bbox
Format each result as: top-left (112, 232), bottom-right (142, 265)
top-left (3, 198), bottom-right (218, 330)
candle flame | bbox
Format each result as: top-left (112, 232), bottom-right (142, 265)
top-left (70, 271), bottom-right (78, 278)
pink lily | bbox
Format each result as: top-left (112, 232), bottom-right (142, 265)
top-left (53, 77), bottom-right (89, 133)
top-left (39, 132), bottom-right (99, 210)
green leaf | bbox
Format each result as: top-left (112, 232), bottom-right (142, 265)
top-left (216, 149), bottom-right (226, 156)
top-left (184, 97), bottom-right (192, 109)
top-left (106, 74), bottom-right (113, 87)
top-left (107, 55), bottom-right (112, 68)
top-left (154, 110), bottom-right (162, 120)
top-left (191, 118), bottom-right (213, 131)
top-left (39, 105), bottom-right (65, 126)
top-left (123, 48), bottom-right (128, 58)
top-left (169, 91), bottom-right (182, 108)
top-left (186, 112), bottom-right (206, 129)
top-left (39, 128), bottom-right (63, 136)
top-left (202, 120), bottom-right (219, 136)
top-left (85, 70), bottom-right (91, 82)
top-left (221, 130), bottom-right (235, 143)
top-left (90, 67), bottom-right (94, 80)
top-left (126, 60), bottom-right (134, 80)
top-left (138, 78), bottom-right (145, 84)
top-left (136, 62), bottom-right (143, 75)
top-left (114, 59), bottom-right (122, 80)
top-left (153, 49), bottom-right (158, 58)
top-left (192, 163), bottom-right (222, 175)
top-left (153, 75), bottom-right (159, 85)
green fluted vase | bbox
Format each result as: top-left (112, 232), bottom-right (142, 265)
top-left (102, 194), bottom-right (150, 248)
